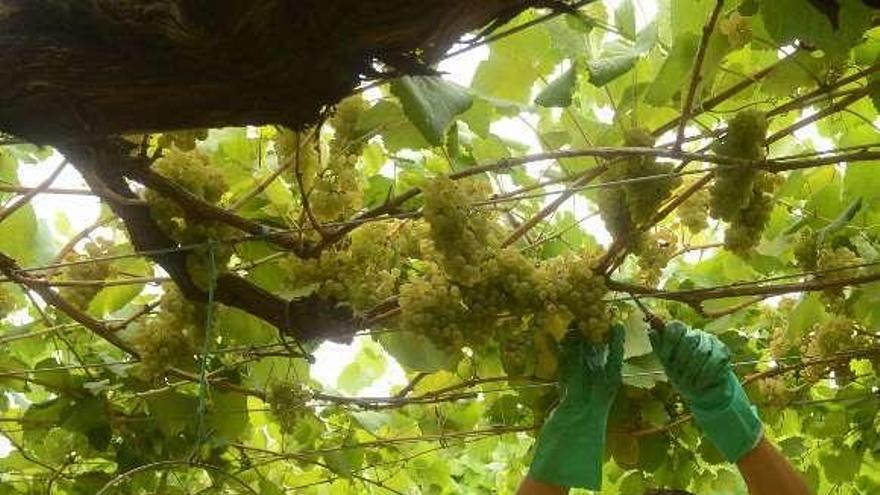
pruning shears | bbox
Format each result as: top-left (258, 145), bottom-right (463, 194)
top-left (630, 293), bottom-right (666, 333)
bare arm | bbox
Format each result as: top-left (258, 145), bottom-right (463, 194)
top-left (737, 437), bottom-right (812, 495)
top-left (516, 477), bottom-right (569, 495)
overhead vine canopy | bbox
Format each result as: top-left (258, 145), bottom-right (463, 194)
top-left (1, 0), bottom-right (880, 493)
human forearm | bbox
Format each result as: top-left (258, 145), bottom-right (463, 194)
top-left (737, 436), bottom-right (812, 495)
top-left (516, 476), bottom-right (569, 495)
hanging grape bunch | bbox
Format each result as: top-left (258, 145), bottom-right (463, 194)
top-left (635, 229), bottom-right (678, 287)
top-left (709, 110), bottom-right (779, 254)
top-left (282, 220), bottom-right (414, 311)
top-left (543, 250), bottom-right (611, 343)
top-left (500, 321), bottom-right (535, 377)
top-left (792, 228), bottom-right (864, 311)
top-left (144, 147), bottom-right (232, 288)
top-left (0, 286), bottom-right (15, 319)
top-left (268, 382), bottom-right (315, 435)
top-left (308, 96), bottom-right (369, 222)
top-left (599, 128), bottom-right (681, 242)
top-left (131, 286), bottom-right (202, 379)
top-left (620, 128), bottom-right (682, 225)
top-left (57, 238), bottom-right (115, 310)
top-left (677, 180), bottom-right (710, 234)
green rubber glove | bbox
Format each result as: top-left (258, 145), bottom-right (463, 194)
top-left (529, 324), bottom-right (625, 490)
top-left (650, 321), bottom-right (763, 462)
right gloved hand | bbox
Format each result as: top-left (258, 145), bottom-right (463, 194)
top-left (650, 321), bottom-right (763, 462)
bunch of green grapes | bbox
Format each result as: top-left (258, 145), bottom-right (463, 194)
top-left (677, 182), bottom-right (710, 234)
top-left (157, 129), bottom-right (208, 152)
top-left (421, 175), bottom-right (498, 286)
top-left (597, 182), bottom-right (636, 242)
top-left (597, 129), bottom-right (679, 240)
top-left (464, 247), bottom-right (546, 313)
top-left (718, 12), bottom-right (753, 48)
top-left (398, 261), bottom-right (473, 355)
top-left (144, 147), bottom-right (232, 288)
top-left (541, 249), bottom-right (610, 342)
top-left (816, 245), bottom-right (863, 310)
top-left (131, 286), bottom-right (201, 379)
top-left (709, 110), bottom-right (768, 221)
top-left (282, 221), bottom-right (412, 311)
top-left (754, 376), bottom-right (792, 407)
top-left (309, 96), bottom-right (370, 222)
top-left (500, 322), bottom-right (535, 378)
top-left (267, 382), bottom-right (313, 434)
top-left (0, 286), bottom-right (15, 319)
top-left (793, 228), bottom-right (819, 271)
top-left (275, 128), bottom-right (319, 192)
top-left (723, 189), bottom-right (773, 254)
top-left (800, 315), bottom-right (861, 383)
top-left (635, 230), bottom-right (677, 287)
top-left (619, 128), bottom-right (682, 225)
top-left (58, 238), bottom-right (114, 310)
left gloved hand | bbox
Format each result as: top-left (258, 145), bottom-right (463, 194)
top-left (528, 323), bottom-right (625, 490)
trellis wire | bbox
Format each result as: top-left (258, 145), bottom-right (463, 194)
top-left (194, 242), bottom-right (218, 449)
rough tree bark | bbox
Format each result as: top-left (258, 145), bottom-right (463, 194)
top-left (0, 0), bottom-right (543, 142)
top-left (0, 0), bottom-right (558, 341)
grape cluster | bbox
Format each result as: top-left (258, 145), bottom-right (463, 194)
top-left (308, 96), bottom-right (370, 222)
top-left (754, 376), bottom-right (791, 407)
top-left (0, 286), bottom-right (15, 320)
top-left (275, 128), bottom-right (320, 193)
top-left (58, 238), bottom-right (114, 310)
top-left (793, 229), bottom-right (819, 271)
top-left (677, 182), bottom-right (710, 234)
top-left (282, 220), bottom-right (414, 311)
top-left (723, 189), bottom-right (773, 254)
top-left (500, 322), bottom-right (534, 378)
top-left (598, 129), bottom-right (680, 240)
top-left (398, 261), bottom-right (472, 355)
top-left (131, 286), bottom-right (201, 379)
top-left (635, 230), bottom-right (677, 287)
top-left (801, 315), bottom-right (864, 383)
top-left (144, 147), bottom-right (232, 288)
top-left (816, 245), bottom-right (863, 311)
top-left (421, 175), bottom-right (498, 285)
top-left (157, 129), bottom-right (208, 152)
top-left (719, 12), bottom-right (753, 48)
top-left (619, 129), bottom-right (682, 225)
top-left (709, 110), bottom-right (778, 254)
top-left (267, 382), bottom-right (313, 434)
top-left (542, 250), bottom-right (610, 343)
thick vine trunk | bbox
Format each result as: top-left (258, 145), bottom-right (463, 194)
top-left (0, 0), bottom-right (537, 142)
top-left (0, 0), bottom-right (552, 341)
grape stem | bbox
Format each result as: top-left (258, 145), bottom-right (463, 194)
top-left (674, 0), bottom-right (725, 151)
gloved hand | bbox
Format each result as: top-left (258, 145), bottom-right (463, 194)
top-left (650, 321), bottom-right (763, 462)
top-left (529, 324), bottom-right (625, 490)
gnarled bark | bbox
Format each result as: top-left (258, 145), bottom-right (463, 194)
top-left (0, 0), bottom-right (540, 142)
